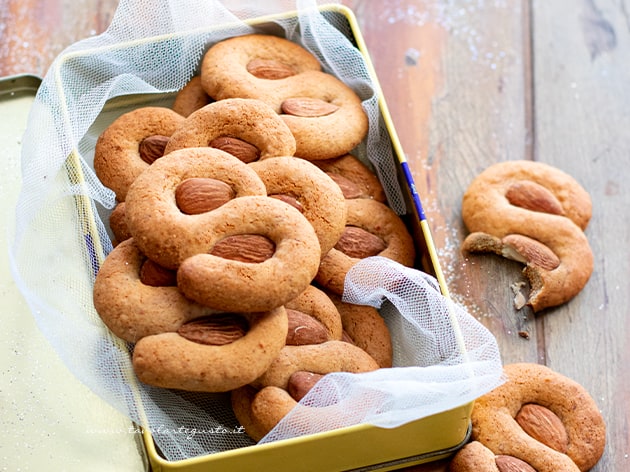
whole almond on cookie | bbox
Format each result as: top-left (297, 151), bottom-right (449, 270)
top-left (139, 135), bottom-right (170, 164)
top-left (495, 455), bottom-right (537, 472)
top-left (210, 234), bottom-right (276, 263)
top-left (506, 180), bottom-right (564, 216)
top-left (175, 177), bottom-right (235, 215)
top-left (209, 136), bottom-right (260, 163)
top-left (515, 403), bottom-right (569, 453)
top-left (288, 371), bottom-right (325, 402)
top-left (285, 309), bottom-right (328, 345)
top-left (139, 259), bottom-right (177, 287)
top-left (177, 314), bottom-right (248, 346)
top-left (501, 234), bottom-right (560, 271)
top-left (335, 226), bottom-right (386, 259)
top-left (281, 97), bottom-right (340, 117)
top-left (246, 58), bottom-right (297, 79)
top-left (327, 173), bottom-right (364, 199)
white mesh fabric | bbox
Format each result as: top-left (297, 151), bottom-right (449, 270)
top-left (8, 0), bottom-right (503, 462)
top-left (261, 257), bottom-right (503, 442)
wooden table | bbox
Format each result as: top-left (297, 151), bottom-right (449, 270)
top-left (1, 0), bottom-right (627, 470)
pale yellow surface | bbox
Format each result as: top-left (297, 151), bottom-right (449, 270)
top-left (0, 91), bottom-right (148, 471)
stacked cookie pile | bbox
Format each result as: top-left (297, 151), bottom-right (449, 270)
top-left (91, 34), bottom-right (416, 441)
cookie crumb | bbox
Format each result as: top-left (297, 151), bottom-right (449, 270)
top-left (511, 281), bottom-right (527, 310)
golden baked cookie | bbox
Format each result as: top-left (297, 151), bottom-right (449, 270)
top-left (93, 106), bottom-right (185, 201)
top-left (452, 363), bottom-right (606, 472)
top-left (132, 307), bottom-right (288, 392)
top-left (461, 160), bottom-right (593, 312)
top-left (124, 147), bottom-right (267, 269)
top-left (164, 97), bottom-right (296, 162)
top-left (315, 198), bottom-right (416, 295)
top-left (93, 238), bottom-right (208, 343)
top-left (124, 147), bottom-right (321, 312)
top-left (174, 195), bottom-right (321, 313)
top-left (172, 75), bottom-right (213, 117)
top-left (200, 34), bottom-right (368, 160)
top-left (233, 340), bottom-right (380, 441)
top-left (312, 153), bottom-right (387, 202)
top-left (201, 33), bottom-right (321, 102)
top-left (284, 285), bottom-right (343, 344)
top-left (327, 291), bottom-right (393, 368)
top-left (249, 156), bottom-right (347, 255)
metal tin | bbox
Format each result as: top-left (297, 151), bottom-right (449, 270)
top-left (0, 74), bottom-right (150, 472)
top-left (6, 5), bottom-right (475, 471)
top-left (137, 5), bottom-right (473, 471)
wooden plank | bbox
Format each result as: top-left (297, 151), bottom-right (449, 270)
top-left (0, 0), bottom-right (116, 77)
top-left (531, 0), bottom-right (630, 470)
top-left (347, 1), bottom-right (530, 470)
top-left (348, 0), bottom-right (537, 368)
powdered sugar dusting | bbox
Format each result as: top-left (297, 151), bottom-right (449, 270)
top-left (378, 0), bottom-right (518, 70)
top-left (0, 0), bottom-right (109, 77)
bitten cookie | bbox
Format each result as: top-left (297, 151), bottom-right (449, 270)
top-left (94, 106), bottom-right (185, 201)
top-left (461, 160), bottom-right (593, 312)
top-left (451, 363), bottom-right (606, 472)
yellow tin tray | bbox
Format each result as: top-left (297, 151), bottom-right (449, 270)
top-left (0, 74), bottom-right (150, 472)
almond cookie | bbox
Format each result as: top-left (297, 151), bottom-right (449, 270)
top-left (93, 238), bottom-right (210, 343)
top-left (312, 153), bottom-right (387, 202)
top-left (284, 285), bottom-right (343, 345)
top-left (132, 307), bottom-right (288, 392)
top-left (452, 363), bottom-right (606, 472)
top-left (461, 160), bottom-right (593, 312)
top-left (249, 156), bottom-right (347, 255)
top-left (232, 340), bottom-right (380, 441)
top-left (174, 195), bottom-right (321, 313)
top-left (327, 292), bottom-right (393, 368)
top-left (200, 34), bottom-right (368, 160)
top-left (94, 106), bottom-right (185, 201)
top-left (172, 75), bottom-right (213, 117)
top-left (164, 97), bottom-right (296, 162)
top-left (315, 198), bottom-right (416, 295)
top-left (124, 147), bottom-right (267, 269)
